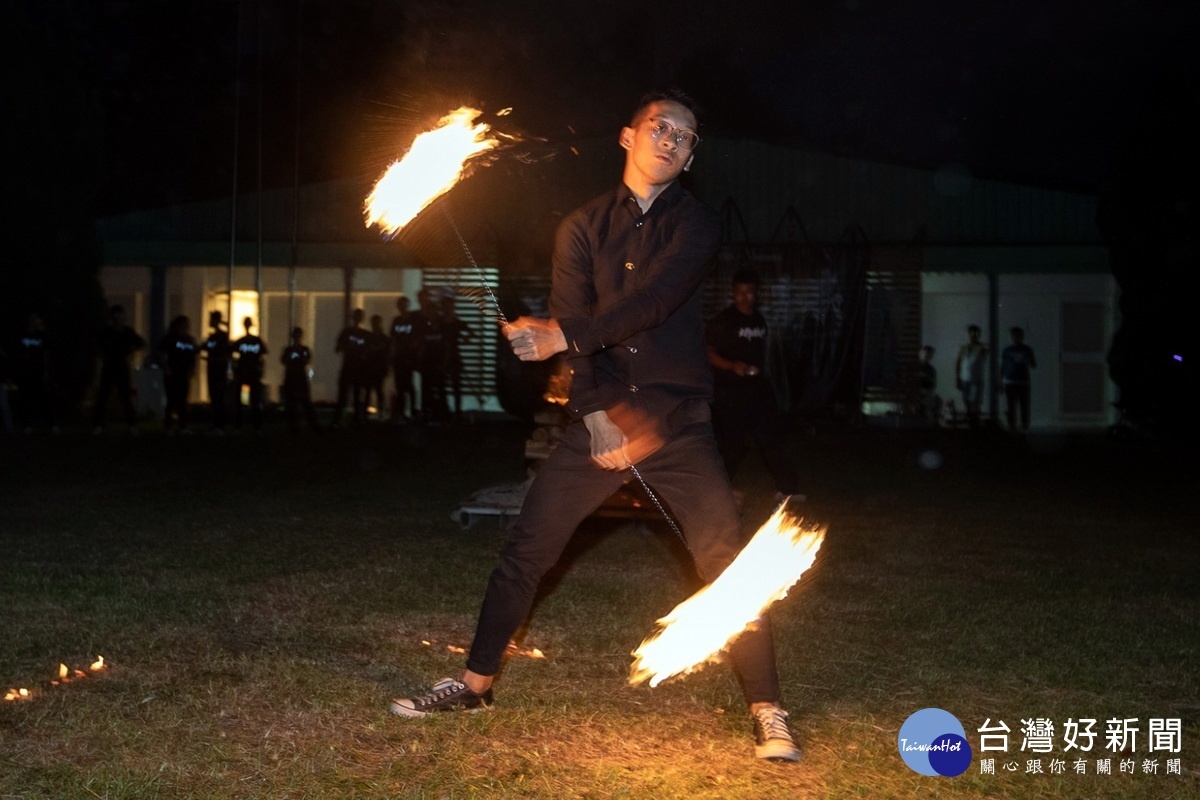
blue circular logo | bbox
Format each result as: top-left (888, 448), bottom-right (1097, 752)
top-left (898, 708), bottom-right (973, 777)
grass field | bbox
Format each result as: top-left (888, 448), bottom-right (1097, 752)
top-left (2, 418), bottom-right (1198, 799)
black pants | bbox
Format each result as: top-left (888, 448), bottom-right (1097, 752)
top-left (164, 373), bottom-right (191, 429)
top-left (392, 360), bottom-right (417, 418)
top-left (336, 366), bottom-right (364, 423)
top-left (712, 381), bottom-right (800, 496)
top-left (207, 367), bottom-right (229, 430)
top-left (466, 421), bottom-right (782, 704)
top-left (283, 379), bottom-right (320, 432)
top-left (234, 378), bottom-right (264, 430)
top-left (92, 365), bottom-right (136, 426)
top-left (419, 365), bottom-right (448, 421)
top-left (1004, 382), bottom-right (1031, 430)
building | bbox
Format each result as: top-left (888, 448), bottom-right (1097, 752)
top-left (97, 136), bottom-right (1113, 428)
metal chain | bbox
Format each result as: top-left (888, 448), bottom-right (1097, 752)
top-left (441, 204), bottom-right (507, 325)
top-left (628, 464), bottom-right (691, 553)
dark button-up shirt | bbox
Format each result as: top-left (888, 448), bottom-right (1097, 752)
top-left (553, 180), bottom-right (722, 435)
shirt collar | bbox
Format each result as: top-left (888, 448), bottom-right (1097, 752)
top-left (619, 179), bottom-right (683, 217)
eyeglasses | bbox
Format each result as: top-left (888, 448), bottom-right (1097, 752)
top-left (645, 117), bottom-right (700, 150)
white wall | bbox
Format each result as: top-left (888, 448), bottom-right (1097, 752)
top-left (922, 272), bottom-right (1118, 429)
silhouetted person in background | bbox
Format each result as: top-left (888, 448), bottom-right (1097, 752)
top-left (281, 326), bottom-right (320, 434)
top-left (92, 305), bottom-right (145, 434)
top-left (232, 316), bottom-right (267, 432)
top-left (440, 293), bottom-right (472, 421)
top-left (955, 324), bottom-right (988, 429)
top-left (1001, 326), bottom-right (1038, 431)
top-left (158, 315), bottom-right (198, 434)
top-left (12, 314), bottom-right (56, 434)
top-left (334, 308), bottom-right (368, 426)
top-left (364, 313), bottom-right (391, 420)
top-left (414, 289), bottom-right (448, 422)
top-left (390, 294), bottom-right (419, 422)
top-left (916, 345), bottom-right (941, 425)
top-left (706, 268), bottom-right (801, 499)
top-left (202, 310), bottom-right (232, 434)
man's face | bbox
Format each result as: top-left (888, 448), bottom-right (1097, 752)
top-left (732, 282), bottom-right (757, 315)
top-left (620, 100), bottom-right (698, 188)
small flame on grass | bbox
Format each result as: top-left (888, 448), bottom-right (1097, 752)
top-left (5, 656), bottom-right (106, 701)
top-left (365, 106), bottom-right (503, 236)
top-left (629, 503), bottom-right (825, 688)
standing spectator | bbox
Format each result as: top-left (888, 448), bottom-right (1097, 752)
top-left (232, 316), bottom-right (268, 432)
top-left (364, 314), bottom-right (391, 420)
top-left (281, 326), bottom-right (320, 433)
top-left (158, 315), bottom-right (198, 434)
top-left (92, 305), bottom-right (145, 434)
top-left (390, 294), bottom-right (419, 422)
top-left (13, 314), bottom-right (56, 434)
top-left (1001, 327), bottom-right (1038, 431)
top-left (916, 345), bottom-right (941, 425)
top-left (333, 308), bottom-right (369, 426)
top-left (415, 289), bottom-right (448, 422)
top-left (954, 324), bottom-right (988, 429)
top-left (202, 310), bottom-right (233, 434)
top-left (440, 293), bottom-right (473, 421)
top-left (705, 268), bottom-right (801, 499)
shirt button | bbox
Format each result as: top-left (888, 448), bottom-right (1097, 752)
top-left (629, 385), bottom-right (639, 393)
top-left (627, 347), bottom-right (638, 354)
top-left (635, 221), bottom-right (643, 228)
top-left (625, 262), bottom-right (635, 270)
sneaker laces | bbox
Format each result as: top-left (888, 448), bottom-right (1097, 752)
top-left (755, 707), bottom-right (794, 741)
top-left (415, 678), bottom-right (466, 707)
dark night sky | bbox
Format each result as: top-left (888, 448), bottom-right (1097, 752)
top-left (11, 0), bottom-right (1200, 215)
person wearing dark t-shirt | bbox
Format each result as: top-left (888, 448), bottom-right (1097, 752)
top-left (12, 313), bottom-right (56, 434)
top-left (158, 315), bottom-right (198, 433)
top-left (92, 305), bottom-right (146, 433)
top-left (232, 316), bottom-right (268, 432)
top-left (333, 308), bottom-right (369, 426)
top-left (705, 268), bottom-right (800, 498)
top-left (389, 295), bottom-right (419, 421)
top-left (281, 326), bottom-right (320, 433)
top-left (201, 310), bottom-right (233, 434)
top-left (364, 314), bottom-right (391, 420)
top-left (414, 289), bottom-right (448, 422)
top-left (441, 294), bottom-right (472, 421)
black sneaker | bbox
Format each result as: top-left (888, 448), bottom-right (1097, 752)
top-left (753, 706), bottom-right (801, 762)
top-left (389, 677), bottom-right (494, 718)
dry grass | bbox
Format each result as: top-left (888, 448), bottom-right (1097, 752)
top-left (1, 420), bottom-right (1198, 799)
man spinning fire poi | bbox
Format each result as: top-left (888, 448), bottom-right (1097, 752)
top-left (390, 90), bottom-right (803, 762)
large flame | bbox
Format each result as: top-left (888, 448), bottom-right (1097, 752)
top-left (629, 504), bottom-right (825, 688)
top-left (364, 107), bottom-right (501, 236)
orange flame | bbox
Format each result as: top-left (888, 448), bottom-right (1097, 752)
top-left (4, 688), bottom-right (31, 702)
top-left (629, 503), bottom-right (825, 688)
top-left (90, 656), bottom-right (106, 672)
top-left (364, 107), bottom-right (501, 236)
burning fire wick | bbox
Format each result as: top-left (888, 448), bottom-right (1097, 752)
top-left (629, 503), bottom-right (824, 688)
top-left (4, 656), bottom-right (107, 703)
top-left (364, 105), bottom-right (511, 326)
